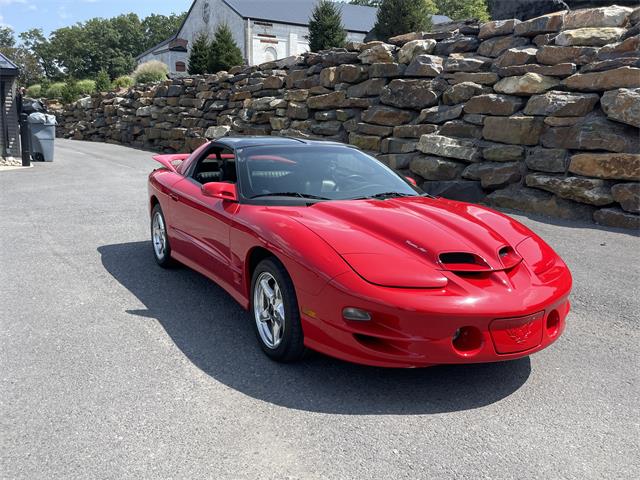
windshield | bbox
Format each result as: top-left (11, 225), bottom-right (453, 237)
top-left (237, 145), bottom-right (420, 201)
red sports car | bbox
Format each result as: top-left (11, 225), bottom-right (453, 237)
top-left (148, 137), bottom-right (572, 368)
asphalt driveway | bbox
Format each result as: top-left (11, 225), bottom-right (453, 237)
top-left (1, 139), bottom-right (638, 479)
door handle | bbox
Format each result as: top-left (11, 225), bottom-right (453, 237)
top-left (169, 193), bottom-right (179, 202)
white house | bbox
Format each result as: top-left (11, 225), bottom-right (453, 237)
top-left (136, 0), bottom-right (450, 74)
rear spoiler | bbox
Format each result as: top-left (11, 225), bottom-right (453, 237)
top-left (152, 154), bottom-right (190, 173)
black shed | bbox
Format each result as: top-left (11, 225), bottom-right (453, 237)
top-left (0, 52), bottom-right (20, 160)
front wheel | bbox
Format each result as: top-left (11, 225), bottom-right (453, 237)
top-left (151, 204), bottom-right (173, 268)
top-left (250, 258), bottom-right (306, 362)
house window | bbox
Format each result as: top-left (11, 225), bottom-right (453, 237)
top-left (176, 61), bottom-right (186, 72)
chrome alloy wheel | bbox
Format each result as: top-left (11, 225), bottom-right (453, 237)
top-left (152, 211), bottom-right (167, 261)
top-left (253, 272), bottom-right (286, 349)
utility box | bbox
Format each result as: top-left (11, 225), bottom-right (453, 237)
top-left (0, 52), bottom-right (20, 161)
top-left (28, 113), bottom-right (58, 162)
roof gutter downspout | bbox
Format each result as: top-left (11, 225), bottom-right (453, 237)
top-left (245, 17), bottom-right (252, 66)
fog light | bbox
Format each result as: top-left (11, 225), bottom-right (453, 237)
top-left (343, 307), bottom-right (371, 321)
top-left (546, 310), bottom-right (560, 338)
top-left (452, 326), bottom-right (484, 356)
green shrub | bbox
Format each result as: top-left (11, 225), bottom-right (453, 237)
top-left (435, 0), bottom-right (490, 22)
top-left (45, 82), bottom-right (66, 99)
top-left (113, 75), bottom-right (134, 89)
top-left (40, 78), bottom-right (51, 95)
top-left (133, 60), bottom-right (169, 84)
top-left (26, 84), bottom-right (43, 98)
top-left (61, 78), bottom-right (82, 104)
top-left (95, 69), bottom-right (112, 92)
top-left (76, 79), bottom-right (97, 95)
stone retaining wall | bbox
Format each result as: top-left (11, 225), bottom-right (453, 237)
top-left (57, 5), bottom-right (640, 229)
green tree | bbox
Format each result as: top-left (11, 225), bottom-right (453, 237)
top-left (208, 24), bottom-right (244, 73)
top-left (435, 0), bottom-right (490, 21)
top-left (19, 29), bottom-right (57, 79)
top-left (0, 26), bottom-right (15, 48)
top-left (0, 27), bottom-right (44, 86)
top-left (46, 25), bottom-right (92, 78)
top-left (188, 33), bottom-right (211, 75)
top-left (81, 15), bottom-right (140, 78)
top-left (309, 0), bottom-right (348, 52)
top-left (9, 47), bottom-right (44, 86)
top-left (141, 13), bottom-right (187, 52)
top-left (373, 0), bottom-right (437, 40)
top-left (12, 11), bottom-right (185, 82)
top-left (349, 0), bottom-right (382, 6)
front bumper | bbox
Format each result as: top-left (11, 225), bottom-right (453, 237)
top-left (298, 263), bottom-right (572, 368)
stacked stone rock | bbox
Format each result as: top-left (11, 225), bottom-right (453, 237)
top-left (58, 5), bottom-right (640, 229)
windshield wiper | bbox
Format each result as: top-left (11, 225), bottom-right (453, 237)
top-left (250, 192), bottom-right (331, 200)
top-left (351, 192), bottom-right (416, 200)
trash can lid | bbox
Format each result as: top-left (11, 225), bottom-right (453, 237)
top-left (27, 112), bottom-right (58, 126)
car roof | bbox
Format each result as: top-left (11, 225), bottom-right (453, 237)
top-left (214, 136), bottom-right (348, 149)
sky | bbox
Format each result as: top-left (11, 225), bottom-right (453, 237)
top-left (0, 0), bottom-right (191, 36)
top-left (0, 0), bottom-right (358, 37)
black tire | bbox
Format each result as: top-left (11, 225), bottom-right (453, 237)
top-left (250, 258), bottom-right (306, 363)
top-left (150, 204), bottom-right (174, 268)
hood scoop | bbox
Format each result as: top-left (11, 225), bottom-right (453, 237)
top-left (439, 248), bottom-right (521, 272)
top-left (439, 252), bottom-right (491, 272)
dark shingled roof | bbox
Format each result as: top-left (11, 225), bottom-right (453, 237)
top-left (0, 52), bottom-right (19, 74)
top-left (223, 0), bottom-right (377, 32)
top-left (223, 0), bottom-right (451, 31)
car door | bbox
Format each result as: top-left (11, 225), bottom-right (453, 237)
top-left (168, 145), bottom-right (238, 288)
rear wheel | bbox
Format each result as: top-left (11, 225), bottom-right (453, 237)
top-left (151, 204), bottom-right (173, 268)
top-left (250, 258), bottom-right (306, 362)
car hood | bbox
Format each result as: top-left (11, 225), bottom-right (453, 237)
top-left (290, 197), bottom-right (533, 288)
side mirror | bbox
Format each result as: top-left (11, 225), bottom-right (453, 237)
top-left (202, 182), bottom-right (238, 202)
top-left (404, 176), bottom-right (418, 187)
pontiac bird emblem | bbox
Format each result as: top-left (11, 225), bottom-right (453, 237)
top-left (506, 321), bottom-right (534, 344)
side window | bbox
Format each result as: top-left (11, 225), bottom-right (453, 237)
top-left (191, 146), bottom-right (236, 184)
